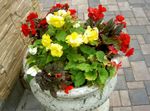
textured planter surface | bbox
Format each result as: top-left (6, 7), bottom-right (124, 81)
top-left (29, 75), bottom-right (117, 111)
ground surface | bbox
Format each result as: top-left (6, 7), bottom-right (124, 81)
top-left (17, 0), bottom-right (150, 111)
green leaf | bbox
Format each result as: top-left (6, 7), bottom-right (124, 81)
top-left (26, 75), bottom-right (34, 83)
top-left (108, 67), bottom-right (117, 77)
top-left (46, 55), bottom-right (53, 64)
top-left (96, 51), bottom-right (105, 62)
top-left (47, 25), bottom-right (56, 36)
top-left (71, 72), bottom-right (85, 87)
top-left (69, 27), bottom-right (85, 34)
top-left (98, 68), bottom-right (109, 84)
top-left (56, 30), bottom-right (67, 41)
top-left (77, 63), bottom-right (92, 72)
top-left (67, 53), bottom-right (86, 62)
top-left (33, 40), bottom-right (41, 46)
top-left (64, 61), bottom-right (78, 70)
top-left (85, 71), bottom-right (97, 81)
top-left (80, 45), bottom-right (96, 55)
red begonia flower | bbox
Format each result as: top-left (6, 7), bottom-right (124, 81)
top-left (125, 48), bottom-right (134, 57)
top-left (30, 20), bottom-right (36, 35)
top-left (116, 15), bottom-right (125, 22)
top-left (88, 4), bottom-right (106, 22)
top-left (26, 12), bottom-right (38, 22)
top-left (64, 85), bottom-right (74, 94)
top-left (55, 73), bottom-right (62, 78)
top-left (69, 9), bottom-right (76, 15)
top-left (108, 45), bottom-right (118, 54)
top-left (121, 21), bottom-right (126, 28)
top-left (21, 24), bottom-right (30, 37)
top-left (119, 33), bottom-right (131, 53)
top-left (98, 5), bottom-right (107, 12)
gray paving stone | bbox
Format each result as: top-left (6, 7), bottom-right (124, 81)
top-left (118, 2), bottom-right (131, 11)
top-left (144, 55), bottom-right (150, 67)
top-left (129, 50), bottom-right (144, 61)
top-left (113, 107), bottom-right (132, 111)
top-left (131, 61), bottom-right (150, 81)
top-left (124, 68), bottom-right (135, 82)
top-left (143, 34), bottom-right (150, 44)
top-left (133, 8), bottom-right (146, 18)
top-left (115, 75), bottom-right (127, 90)
top-left (110, 91), bottom-right (121, 107)
top-left (144, 81), bottom-right (150, 96)
top-left (127, 81), bottom-right (145, 89)
top-left (136, 35), bottom-right (145, 44)
top-left (127, 26), bottom-right (148, 34)
top-left (141, 44), bottom-right (150, 54)
top-left (132, 105), bottom-right (150, 111)
top-left (121, 11), bottom-right (134, 18)
top-left (129, 88), bottom-right (149, 105)
top-left (16, 90), bottom-right (44, 111)
top-left (128, 0), bottom-right (145, 5)
top-left (88, 0), bottom-right (100, 7)
top-left (136, 18), bottom-right (150, 25)
top-left (130, 39), bottom-right (140, 50)
top-left (120, 90), bottom-right (131, 106)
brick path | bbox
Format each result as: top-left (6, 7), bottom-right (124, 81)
top-left (17, 0), bottom-right (150, 111)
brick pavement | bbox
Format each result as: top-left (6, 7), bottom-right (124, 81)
top-left (17, 0), bottom-right (150, 111)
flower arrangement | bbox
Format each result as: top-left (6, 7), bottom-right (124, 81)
top-left (22, 3), bottom-right (134, 97)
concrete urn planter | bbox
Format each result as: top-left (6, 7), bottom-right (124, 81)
top-left (29, 75), bottom-right (117, 111)
top-left (24, 52), bottom-right (120, 111)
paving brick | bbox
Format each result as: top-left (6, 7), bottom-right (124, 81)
top-left (128, 0), bottom-right (145, 5)
top-left (144, 55), bottom-right (150, 67)
top-left (129, 88), bottom-right (149, 105)
top-left (127, 26), bottom-right (148, 34)
top-left (122, 56), bottom-right (130, 68)
top-left (132, 105), bottom-right (150, 111)
top-left (129, 50), bottom-right (144, 61)
top-left (136, 35), bottom-right (145, 44)
top-left (110, 91), bottom-right (121, 107)
top-left (143, 34), bottom-right (150, 44)
top-left (141, 44), bottom-right (150, 54)
top-left (144, 81), bottom-right (150, 96)
top-left (115, 76), bottom-right (127, 90)
top-left (113, 107), bottom-right (132, 111)
top-left (117, 68), bottom-right (124, 75)
top-left (118, 2), bottom-right (131, 11)
top-left (121, 11), bottom-right (134, 18)
top-left (146, 26), bottom-right (150, 33)
top-left (120, 90), bottom-right (131, 106)
top-left (133, 8), bottom-right (146, 18)
top-left (129, 18), bottom-right (138, 25)
top-left (136, 18), bottom-right (149, 25)
top-left (124, 68), bottom-right (135, 82)
top-left (88, 0), bottom-right (100, 7)
top-left (108, 5), bottom-right (119, 11)
top-left (16, 90), bottom-right (44, 111)
top-left (77, 4), bottom-right (88, 13)
top-left (131, 61), bottom-right (150, 80)
top-left (130, 39), bottom-right (140, 50)
top-left (127, 82), bottom-right (145, 89)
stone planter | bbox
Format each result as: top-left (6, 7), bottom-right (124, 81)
top-left (24, 51), bottom-right (120, 111)
top-left (29, 75), bottom-right (117, 111)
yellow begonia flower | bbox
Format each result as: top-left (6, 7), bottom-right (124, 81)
top-left (42, 34), bottom-right (52, 48)
top-left (54, 10), bottom-right (70, 17)
top-left (46, 14), bottom-right (65, 28)
top-left (50, 43), bottom-right (63, 57)
top-left (83, 26), bottom-right (99, 44)
top-left (66, 32), bottom-right (83, 47)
